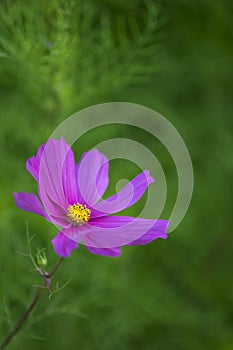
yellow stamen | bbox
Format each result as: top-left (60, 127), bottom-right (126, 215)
top-left (67, 203), bottom-right (91, 225)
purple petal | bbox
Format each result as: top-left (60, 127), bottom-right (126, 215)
top-left (52, 232), bottom-right (78, 258)
top-left (26, 139), bottom-right (77, 206)
top-left (39, 138), bottom-right (75, 217)
top-left (85, 246), bottom-right (121, 257)
top-left (62, 215), bottom-right (169, 249)
top-left (96, 157), bottom-right (109, 199)
top-left (75, 149), bottom-right (109, 207)
top-left (91, 170), bottom-right (154, 217)
top-left (13, 192), bottom-right (50, 220)
top-left (49, 215), bottom-right (72, 228)
top-left (62, 147), bottom-right (77, 205)
top-left (89, 215), bottom-right (134, 228)
top-left (26, 143), bottom-right (46, 182)
top-left (126, 220), bottom-right (169, 246)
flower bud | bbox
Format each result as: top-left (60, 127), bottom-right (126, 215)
top-left (36, 251), bottom-right (47, 268)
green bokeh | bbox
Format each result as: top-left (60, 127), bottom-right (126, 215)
top-left (0, 1), bottom-right (232, 349)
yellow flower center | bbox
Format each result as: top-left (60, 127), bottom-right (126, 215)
top-left (67, 203), bottom-right (91, 225)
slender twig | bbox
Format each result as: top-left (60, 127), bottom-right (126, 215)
top-left (48, 257), bottom-right (64, 278)
top-left (0, 257), bottom-right (64, 350)
top-left (0, 290), bottom-right (42, 350)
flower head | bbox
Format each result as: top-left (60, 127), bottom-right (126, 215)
top-left (14, 138), bottom-right (169, 258)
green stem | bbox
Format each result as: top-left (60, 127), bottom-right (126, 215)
top-left (0, 257), bottom-right (64, 350)
top-left (47, 257), bottom-right (64, 278)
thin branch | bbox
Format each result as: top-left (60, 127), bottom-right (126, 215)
top-left (48, 258), bottom-right (64, 278)
top-left (0, 257), bottom-right (64, 350)
top-left (0, 290), bottom-right (42, 350)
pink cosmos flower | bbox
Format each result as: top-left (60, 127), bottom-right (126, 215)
top-left (13, 138), bottom-right (169, 258)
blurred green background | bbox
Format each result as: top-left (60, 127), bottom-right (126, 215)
top-left (0, 0), bottom-right (233, 349)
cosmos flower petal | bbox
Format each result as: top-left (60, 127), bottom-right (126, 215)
top-left (52, 232), bottom-right (78, 258)
top-left (13, 192), bottom-right (69, 227)
top-left (63, 215), bottom-right (168, 249)
top-left (85, 246), bottom-right (121, 257)
top-left (62, 147), bottom-right (78, 205)
top-left (49, 215), bottom-right (72, 228)
top-left (26, 143), bottom-right (46, 182)
top-left (95, 157), bottom-right (109, 199)
top-left (75, 149), bottom-right (109, 207)
top-left (26, 139), bottom-right (77, 206)
top-left (126, 220), bottom-right (169, 246)
top-left (38, 138), bottom-right (73, 215)
top-left (91, 170), bottom-right (154, 217)
top-left (13, 192), bottom-right (50, 220)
